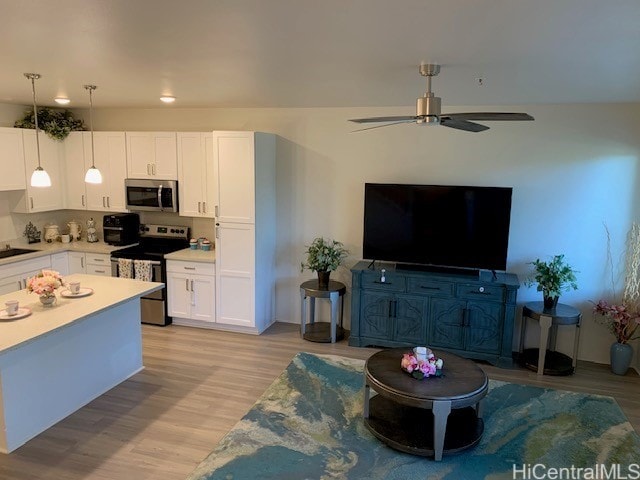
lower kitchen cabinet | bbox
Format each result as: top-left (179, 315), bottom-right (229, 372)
top-left (167, 260), bottom-right (215, 324)
top-left (349, 261), bottom-right (519, 367)
top-left (0, 256), bottom-right (52, 295)
top-left (68, 252), bottom-right (111, 276)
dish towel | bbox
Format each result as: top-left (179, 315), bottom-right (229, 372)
top-left (134, 260), bottom-right (152, 281)
top-left (118, 258), bottom-right (133, 279)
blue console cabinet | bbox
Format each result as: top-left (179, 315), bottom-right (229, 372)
top-left (349, 261), bottom-right (520, 367)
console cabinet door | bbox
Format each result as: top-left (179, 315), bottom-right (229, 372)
top-left (429, 298), bottom-right (465, 350)
top-left (393, 295), bottom-right (427, 344)
top-left (360, 292), bottom-right (393, 340)
top-left (465, 301), bottom-right (504, 354)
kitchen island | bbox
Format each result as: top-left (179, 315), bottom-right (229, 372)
top-left (0, 274), bottom-right (162, 453)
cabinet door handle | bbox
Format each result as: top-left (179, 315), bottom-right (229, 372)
top-left (374, 280), bottom-right (392, 285)
top-left (81, 257), bottom-right (84, 268)
top-left (215, 226), bottom-right (219, 239)
top-left (30, 197), bottom-right (34, 209)
top-left (82, 194), bottom-right (85, 207)
top-left (17, 281), bottom-right (22, 290)
top-left (147, 164), bottom-right (151, 175)
top-left (185, 279), bottom-right (189, 291)
top-left (152, 164), bottom-right (156, 175)
top-left (184, 266), bottom-right (196, 270)
top-left (461, 308), bottom-right (469, 327)
top-left (420, 285), bottom-right (440, 290)
top-left (107, 197), bottom-right (110, 208)
top-left (95, 270), bottom-right (106, 274)
top-left (190, 280), bottom-right (194, 292)
top-left (202, 202), bottom-right (206, 213)
top-left (102, 197), bottom-right (106, 207)
top-left (214, 205), bottom-right (219, 217)
top-left (198, 202), bottom-right (201, 213)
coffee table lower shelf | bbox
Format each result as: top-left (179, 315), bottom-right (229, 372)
top-left (364, 395), bottom-right (484, 456)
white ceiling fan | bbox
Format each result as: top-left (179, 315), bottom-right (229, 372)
top-left (350, 64), bottom-right (534, 132)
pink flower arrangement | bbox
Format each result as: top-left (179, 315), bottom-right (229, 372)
top-left (593, 300), bottom-right (640, 344)
top-left (400, 348), bottom-right (444, 379)
top-left (27, 270), bottom-right (64, 297)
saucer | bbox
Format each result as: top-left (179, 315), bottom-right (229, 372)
top-left (61, 287), bottom-right (94, 298)
top-left (0, 307), bottom-right (32, 320)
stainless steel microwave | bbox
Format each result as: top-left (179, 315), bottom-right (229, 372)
top-left (125, 179), bottom-right (179, 212)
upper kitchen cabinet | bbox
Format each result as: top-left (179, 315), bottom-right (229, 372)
top-left (62, 132), bottom-right (128, 212)
top-left (0, 127), bottom-right (27, 191)
top-left (10, 129), bottom-right (63, 213)
top-left (85, 132), bottom-right (128, 211)
top-left (177, 132), bottom-right (215, 218)
top-left (212, 131), bottom-right (258, 224)
top-left (126, 132), bottom-right (178, 180)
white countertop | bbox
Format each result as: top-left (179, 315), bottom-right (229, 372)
top-left (0, 274), bottom-right (162, 354)
top-left (0, 239), bottom-right (135, 267)
top-left (164, 247), bottom-right (216, 263)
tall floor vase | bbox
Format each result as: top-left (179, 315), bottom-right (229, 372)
top-left (610, 342), bottom-right (634, 375)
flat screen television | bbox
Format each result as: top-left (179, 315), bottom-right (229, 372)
top-left (363, 183), bottom-right (513, 272)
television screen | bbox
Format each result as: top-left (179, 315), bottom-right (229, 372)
top-left (363, 183), bottom-right (513, 271)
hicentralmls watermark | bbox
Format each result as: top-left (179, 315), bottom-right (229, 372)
top-left (512, 464), bottom-right (640, 480)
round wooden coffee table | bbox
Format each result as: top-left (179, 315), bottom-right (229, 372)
top-left (364, 348), bottom-right (488, 461)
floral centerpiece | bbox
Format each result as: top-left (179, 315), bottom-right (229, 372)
top-left (27, 270), bottom-right (64, 305)
top-left (593, 300), bottom-right (640, 344)
top-left (400, 347), bottom-right (444, 379)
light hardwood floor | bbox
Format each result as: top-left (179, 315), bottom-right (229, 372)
top-left (0, 322), bottom-right (638, 480)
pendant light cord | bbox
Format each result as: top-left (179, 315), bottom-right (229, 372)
top-left (26, 74), bottom-right (42, 169)
top-left (85, 85), bottom-right (97, 169)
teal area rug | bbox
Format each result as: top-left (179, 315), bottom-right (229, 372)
top-left (186, 352), bottom-right (640, 480)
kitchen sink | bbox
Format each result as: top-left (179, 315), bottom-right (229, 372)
top-left (0, 248), bottom-right (39, 259)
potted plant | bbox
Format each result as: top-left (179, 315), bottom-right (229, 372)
top-left (593, 300), bottom-right (640, 375)
top-left (526, 254), bottom-right (578, 309)
top-left (15, 107), bottom-right (85, 141)
top-left (301, 237), bottom-right (348, 288)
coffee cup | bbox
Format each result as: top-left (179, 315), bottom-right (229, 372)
top-left (5, 300), bottom-right (19, 316)
top-left (69, 281), bottom-right (81, 294)
top-left (61, 234), bottom-right (71, 243)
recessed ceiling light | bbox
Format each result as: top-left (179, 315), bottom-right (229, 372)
top-left (160, 96), bottom-right (176, 104)
top-left (54, 97), bottom-right (70, 105)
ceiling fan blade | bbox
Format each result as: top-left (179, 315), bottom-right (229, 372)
top-left (444, 112), bottom-right (534, 121)
top-left (351, 120), bottom-right (415, 132)
top-left (349, 115), bottom-right (419, 124)
top-left (440, 117), bottom-right (489, 132)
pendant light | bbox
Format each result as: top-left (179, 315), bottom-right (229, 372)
top-left (24, 73), bottom-right (51, 188)
top-left (83, 84), bottom-right (102, 184)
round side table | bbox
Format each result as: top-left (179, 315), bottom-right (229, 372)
top-left (519, 301), bottom-right (582, 375)
top-left (299, 279), bottom-right (346, 343)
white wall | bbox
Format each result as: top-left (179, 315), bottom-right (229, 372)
top-left (2, 102), bottom-right (639, 366)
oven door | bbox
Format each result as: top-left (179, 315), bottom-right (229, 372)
top-left (125, 179), bottom-right (178, 212)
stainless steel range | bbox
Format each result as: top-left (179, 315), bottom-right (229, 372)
top-left (110, 223), bottom-right (189, 326)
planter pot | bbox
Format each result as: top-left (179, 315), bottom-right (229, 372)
top-left (610, 342), bottom-right (634, 375)
top-left (543, 295), bottom-right (559, 310)
top-left (317, 271), bottom-right (330, 289)
top-left (39, 294), bottom-right (57, 307)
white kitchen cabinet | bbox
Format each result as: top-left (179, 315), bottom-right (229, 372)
top-left (50, 252), bottom-right (69, 276)
top-left (126, 132), bottom-right (177, 180)
top-left (10, 130), bottom-right (63, 213)
top-left (167, 260), bottom-right (215, 324)
top-left (68, 252), bottom-right (110, 276)
top-left (0, 127), bottom-right (27, 191)
top-left (212, 131), bottom-right (255, 224)
top-left (85, 132), bottom-right (128, 211)
top-left (0, 256), bottom-right (52, 295)
top-left (85, 253), bottom-right (111, 276)
top-left (62, 132), bottom-right (88, 210)
top-left (63, 132), bottom-right (128, 212)
top-left (213, 131), bottom-right (276, 333)
top-left (177, 132), bottom-right (215, 218)
top-left (68, 252), bottom-right (86, 274)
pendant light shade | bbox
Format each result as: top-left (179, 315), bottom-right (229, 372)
top-left (24, 73), bottom-right (51, 188)
top-left (83, 84), bottom-right (102, 184)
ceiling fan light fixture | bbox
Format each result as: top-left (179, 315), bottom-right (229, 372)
top-left (83, 84), bottom-right (102, 185)
top-left (24, 73), bottom-right (51, 188)
top-left (54, 97), bottom-right (70, 105)
top-left (160, 95), bottom-right (176, 104)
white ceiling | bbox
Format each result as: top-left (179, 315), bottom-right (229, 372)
top-left (1, 0), bottom-right (639, 109)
